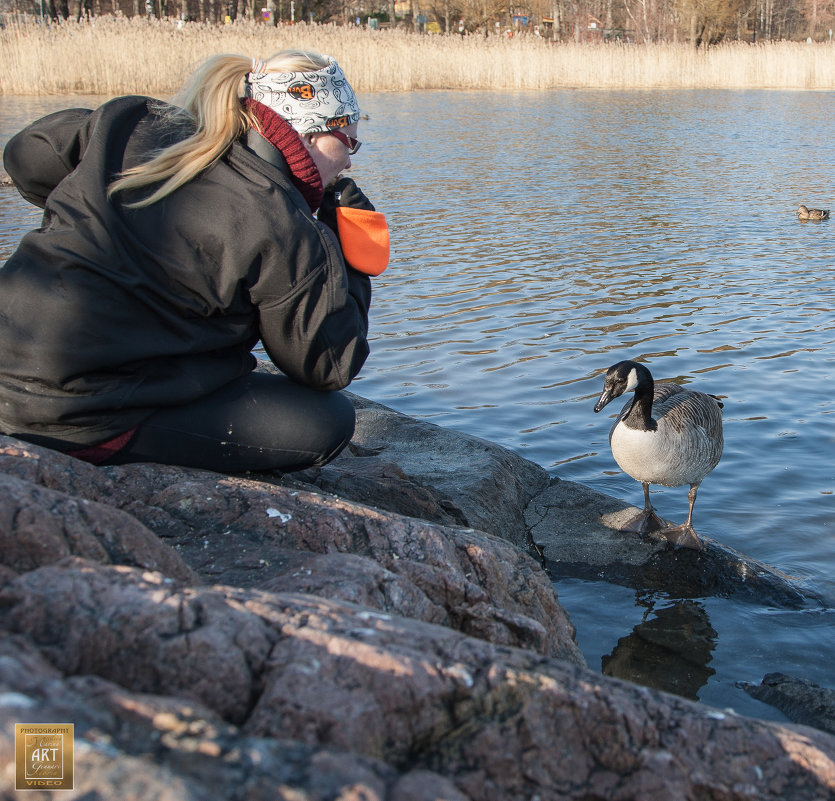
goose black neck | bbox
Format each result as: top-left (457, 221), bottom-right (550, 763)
top-left (622, 365), bottom-right (657, 431)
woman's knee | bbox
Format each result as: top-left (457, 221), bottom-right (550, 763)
top-left (311, 390), bottom-right (356, 466)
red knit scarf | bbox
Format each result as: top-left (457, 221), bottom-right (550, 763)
top-left (244, 98), bottom-right (324, 212)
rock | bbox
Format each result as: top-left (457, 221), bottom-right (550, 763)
top-left (291, 452), bottom-right (470, 529)
top-left (252, 364), bottom-right (550, 550)
top-left (0, 471), bottom-right (193, 583)
top-left (2, 561), bottom-right (835, 800)
top-left (1, 380), bottom-right (834, 800)
top-left (740, 673), bottom-right (835, 736)
top-left (0, 435), bottom-right (119, 501)
top-left (0, 436), bottom-right (582, 664)
top-left (100, 463), bottom-right (581, 662)
top-left (526, 477), bottom-right (816, 608)
top-left (0, 635), bottom-right (413, 801)
top-left (343, 392), bottom-right (550, 548)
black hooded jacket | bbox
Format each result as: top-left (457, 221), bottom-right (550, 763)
top-left (0, 95), bottom-right (371, 449)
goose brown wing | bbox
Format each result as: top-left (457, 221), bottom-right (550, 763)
top-left (652, 381), bottom-right (687, 405)
top-left (655, 390), bottom-right (724, 480)
top-left (654, 390), bottom-right (722, 432)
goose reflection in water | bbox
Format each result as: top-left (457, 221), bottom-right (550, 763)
top-left (601, 598), bottom-right (717, 701)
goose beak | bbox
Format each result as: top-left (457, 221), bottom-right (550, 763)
top-left (594, 389), bottom-right (614, 413)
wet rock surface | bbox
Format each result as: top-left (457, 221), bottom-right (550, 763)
top-left (1, 377), bottom-right (834, 799)
top-left (740, 673), bottom-right (835, 736)
top-left (526, 477), bottom-right (819, 608)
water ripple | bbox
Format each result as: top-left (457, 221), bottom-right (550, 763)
top-left (344, 90), bottom-right (835, 587)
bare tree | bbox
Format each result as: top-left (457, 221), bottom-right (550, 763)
top-left (674, 0), bottom-right (743, 44)
top-left (623, 0), bottom-right (662, 42)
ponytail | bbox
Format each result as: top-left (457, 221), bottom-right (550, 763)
top-left (107, 54), bottom-right (256, 208)
top-left (108, 49), bottom-right (332, 208)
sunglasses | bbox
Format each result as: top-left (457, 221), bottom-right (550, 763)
top-left (328, 129), bottom-right (362, 155)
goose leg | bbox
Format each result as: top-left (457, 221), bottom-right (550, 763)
top-left (619, 482), bottom-right (669, 534)
top-left (658, 485), bottom-right (702, 550)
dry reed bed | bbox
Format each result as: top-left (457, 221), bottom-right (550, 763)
top-left (1, 16), bottom-right (835, 95)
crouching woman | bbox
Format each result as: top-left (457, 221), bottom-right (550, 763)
top-left (0, 49), bottom-right (388, 473)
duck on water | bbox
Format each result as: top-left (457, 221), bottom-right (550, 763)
top-left (593, 360), bottom-right (724, 550)
top-left (796, 205), bottom-right (830, 221)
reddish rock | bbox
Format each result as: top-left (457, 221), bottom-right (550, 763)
top-left (1, 561), bottom-right (834, 801)
top-left (0, 472), bottom-right (193, 583)
top-left (1, 386), bottom-right (833, 801)
top-left (102, 465), bottom-right (581, 661)
top-left (0, 436), bottom-right (579, 661)
top-left (0, 636), bottom-right (412, 801)
top-left (0, 436), bottom-right (119, 502)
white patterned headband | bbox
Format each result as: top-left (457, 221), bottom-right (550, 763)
top-left (245, 56), bottom-right (360, 135)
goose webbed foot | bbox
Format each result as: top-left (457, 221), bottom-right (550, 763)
top-left (619, 507), bottom-right (669, 534)
top-left (657, 523), bottom-right (702, 551)
top-left (620, 483), bottom-right (670, 534)
top-left (658, 485), bottom-right (703, 549)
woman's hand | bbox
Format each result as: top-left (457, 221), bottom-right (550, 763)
top-left (318, 177), bottom-right (376, 233)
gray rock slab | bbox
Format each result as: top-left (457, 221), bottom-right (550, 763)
top-left (340, 390), bottom-right (549, 549)
top-left (256, 362), bottom-right (549, 550)
top-left (304, 393), bottom-right (548, 548)
top-left (525, 478), bottom-right (818, 609)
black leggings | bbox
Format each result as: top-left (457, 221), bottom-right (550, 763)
top-left (105, 372), bottom-right (356, 473)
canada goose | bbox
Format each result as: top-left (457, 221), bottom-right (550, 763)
top-left (797, 205), bottom-right (830, 221)
top-left (593, 360), bottom-right (724, 550)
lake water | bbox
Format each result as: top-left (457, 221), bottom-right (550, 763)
top-left (1, 89), bottom-right (833, 723)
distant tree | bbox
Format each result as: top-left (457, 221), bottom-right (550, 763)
top-left (752, 0), bottom-right (799, 39)
top-left (456, 0), bottom-right (510, 33)
top-left (675, 0), bottom-right (743, 43)
top-left (795, 0), bottom-right (833, 35)
top-left (623, 0), bottom-right (675, 42)
top-left (427, 0), bottom-right (459, 31)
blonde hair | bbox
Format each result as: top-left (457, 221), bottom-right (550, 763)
top-left (107, 49), bottom-right (330, 208)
